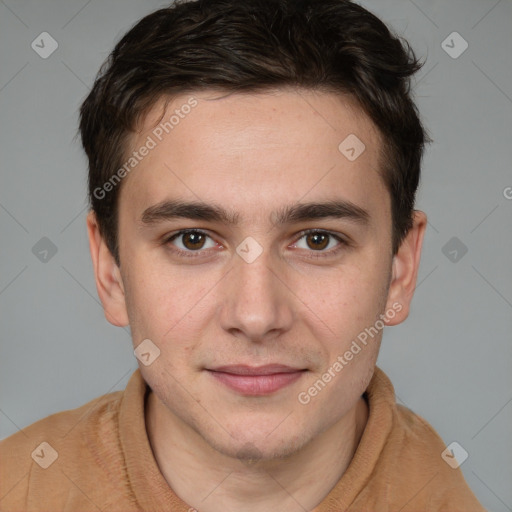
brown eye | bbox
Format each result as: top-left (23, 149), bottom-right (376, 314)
top-left (181, 231), bottom-right (206, 250)
top-left (166, 230), bottom-right (217, 253)
top-left (292, 230), bottom-right (347, 258)
top-left (305, 232), bottom-right (329, 250)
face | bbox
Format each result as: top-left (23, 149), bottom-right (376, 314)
top-left (88, 88), bottom-right (423, 461)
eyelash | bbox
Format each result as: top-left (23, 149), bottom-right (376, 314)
top-left (163, 229), bottom-right (349, 260)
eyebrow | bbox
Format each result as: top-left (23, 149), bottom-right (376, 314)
top-left (140, 199), bottom-right (370, 227)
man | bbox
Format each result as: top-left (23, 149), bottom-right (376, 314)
top-left (0, 0), bottom-right (486, 510)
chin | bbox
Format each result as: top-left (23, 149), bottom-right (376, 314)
top-left (199, 420), bottom-right (314, 463)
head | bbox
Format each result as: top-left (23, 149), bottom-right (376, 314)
top-left (82, 0), bottom-right (428, 461)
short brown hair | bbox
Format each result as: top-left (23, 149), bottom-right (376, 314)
top-left (79, 0), bottom-right (429, 266)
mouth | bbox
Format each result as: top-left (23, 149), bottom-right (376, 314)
top-left (205, 365), bottom-right (307, 396)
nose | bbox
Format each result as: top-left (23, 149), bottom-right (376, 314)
top-left (218, 246), bottom-right (294, 343)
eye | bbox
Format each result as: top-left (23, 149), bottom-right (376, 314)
top-left (165, 229), bottom-right (218, 255)
top-left (291, 230), bottom-right (347, 257)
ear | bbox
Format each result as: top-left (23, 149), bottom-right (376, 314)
top-left (86, 211), bottom-right (129, 327)
top-left (384, 210), bottom-right (427, 326)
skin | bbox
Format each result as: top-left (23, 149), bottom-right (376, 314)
top-left (87, 88), bottom-right (427, 511)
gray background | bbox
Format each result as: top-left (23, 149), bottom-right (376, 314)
top-left (1, 0), bottom-right (511, 510)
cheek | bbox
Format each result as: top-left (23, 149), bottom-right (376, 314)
top-left (303, 259), bottom-right (388, 335)
top-left (122, 257), bottom-right (173, 340)
top-left (123, 254), bottom-right (216, 347)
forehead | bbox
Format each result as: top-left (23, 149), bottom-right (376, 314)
top-left (119, 88), bottom-right (388, 227)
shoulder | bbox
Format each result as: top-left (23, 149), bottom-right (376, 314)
top-left (0, 386), bottom-right (124, 454)
top-left (0, 387), bottom-right (125, 510)
top-left (360, 367), bottom-right (485, 511)
top-left (385, 402), bottom-right (486, 511)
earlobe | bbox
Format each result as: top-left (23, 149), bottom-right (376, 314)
top-left (86, 211), bottom-right (129, 327)
top-left (384, 210), bottom-right (427, 326)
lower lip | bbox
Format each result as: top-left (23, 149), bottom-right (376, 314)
top-left (208, 370), bottom-right (305, 395)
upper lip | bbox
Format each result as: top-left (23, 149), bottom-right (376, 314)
top-left (207, 365), bottom-right (305, 376)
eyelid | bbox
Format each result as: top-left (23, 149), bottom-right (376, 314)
top-left (292, 228), bottom-right (348, 245)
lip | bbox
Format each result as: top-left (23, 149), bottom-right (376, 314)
top-left (210, 364), bottom-right (303, 375)
top-left (206, 365), bottom-right (306, 395)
